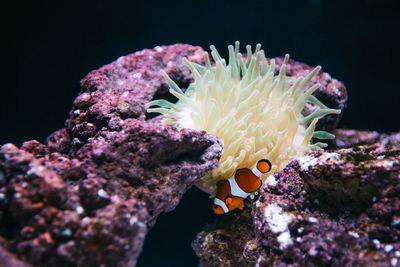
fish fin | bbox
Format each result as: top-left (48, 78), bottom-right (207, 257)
top-left (225, 196), bottom-right (233, 205)
top-left (239, 200), bottom-right (244, 210)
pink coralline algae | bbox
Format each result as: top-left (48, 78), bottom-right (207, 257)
top-left (0, 44), bottom-right (222, 266)
top-left (193, 129), bottom-right (400, 266)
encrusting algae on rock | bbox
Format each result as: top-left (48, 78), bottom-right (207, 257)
top-left (147, 42), bottom-right (341, 195)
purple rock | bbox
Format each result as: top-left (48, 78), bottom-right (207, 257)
top-left (193, 129), bottom-right (400, 267)
top-left (0, 44), bottom-right (221, 266)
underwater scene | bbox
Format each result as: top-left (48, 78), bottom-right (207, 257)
top-left (2, 0), bottom-right (399, 266)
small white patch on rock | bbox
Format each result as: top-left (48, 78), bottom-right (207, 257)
top-left (61, 228), bottom-right (72, 237)
top-left (76, 206), bottom-right (84, 215)
top-left (26, 165), bottom-right (45, 176)
top-left (277, 231), bottom-right (293, 249)
top-left (308, 217), bottom-right (318, 223)
top-left (129, 216), bottom-right (138, 226)
top-left (320, 152), bottom-right (340, 162)
top-left (348, 231), bottom-right (359, 239)
top-left (213, 144), bottom-right (223, 153)
top-left (385, 245), bottom-right (394, 253)
top-left (377, 155), bottom-right (385, 160)
top-left (382, 160), bottom-right (394, 168)
top-left (375, 158), bottom-right (395, 169)
top-left (298, 155), bottom-right (318, 171)
top-left (264, 203), bottom-right (295, 250)
top-left (155, 46), bottom-right (163, 52)
top-left (133, 73), bottom-right (142, 78)
top-left (331, 85), bottom-right (341, 97)
top-left (308, 246), bottom-right (319, 256)
top-left (97, 189), bottom-right (108, 198)
top-left (264, 204), bottom-right (294, 233)
top-left (373, 239), bottom-right (381, 249)
top-left (395, 251), bottom-right (400, 257)
top-left (266, 175), bottom-right (278, 187)
top-left (391, 258), bottom-right (398, 267)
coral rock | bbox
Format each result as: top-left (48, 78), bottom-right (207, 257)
top-left (0, 44), bottom-right (220, 266)
top-left (193, 129), bottom-right (400, 267)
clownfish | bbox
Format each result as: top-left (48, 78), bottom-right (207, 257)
top-left (213, 159), bottom-right (272, 214)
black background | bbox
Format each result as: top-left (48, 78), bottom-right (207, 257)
top-left (3, 0), bottom-right (400, 266)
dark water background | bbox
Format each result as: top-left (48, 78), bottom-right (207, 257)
top-left (3, 0), bottom-right (400, 266)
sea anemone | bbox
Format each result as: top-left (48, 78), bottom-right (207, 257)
top-left (147, 42), bottom-right (341, 195)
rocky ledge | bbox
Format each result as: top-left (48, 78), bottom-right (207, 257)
top-left (0, 44), bottom-right (222, 266)
top-left (193, 129), bottom-right (400, 267)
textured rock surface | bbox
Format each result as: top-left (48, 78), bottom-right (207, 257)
top-left (193, 129), bottom-right (400, 267)
top-left (0, 43), bottom-right (348, 266)
top-left (0, 44), bottom-right (221, 266)
top-left (66, 44), bottom-right (204, 143)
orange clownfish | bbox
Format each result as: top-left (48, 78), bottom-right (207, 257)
top-left (213, 159), bottom-right (272, 214)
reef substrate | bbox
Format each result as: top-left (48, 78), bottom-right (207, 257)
top-left (1, 44), bottom-right (397, 267)
top-left (193, 129), bottom-right (400, 267)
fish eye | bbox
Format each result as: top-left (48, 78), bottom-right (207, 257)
top-left (257, 159), bottom-right (272, 173)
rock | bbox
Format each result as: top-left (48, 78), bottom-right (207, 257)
top-left (0, 246), bottom-right (30, 267)
top-left (334, 129), bottom-right (400, 148)
top-left (0, 44), bottom-right (221, 266)
top-left (193, 129), bottom-right (400, 267)
top-left (66, 44), bottom-right (204, 144)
